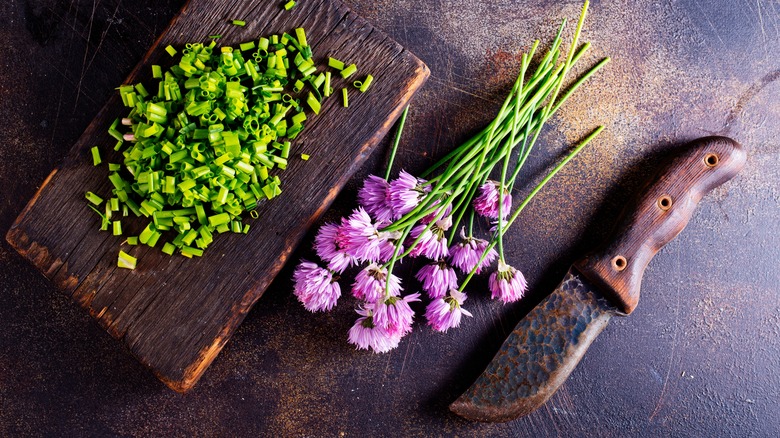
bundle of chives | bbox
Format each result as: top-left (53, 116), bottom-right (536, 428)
top-left (290, 1), bottom-right (611, 353)
top-left (379, 1), bottom-right (609, 295)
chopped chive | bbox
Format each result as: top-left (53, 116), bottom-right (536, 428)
top-left (300, 153), bottom-right (310, 160)
top-left (92, 28), bottom-right (323, 261)
top-left (359, 74), bottom-right (374, 92)
top-left (90, 146), bottom-right (101, 166)
top-left (231, 19), bottom-right (246, 26)
top-left (306, 92), bottom-right (321, 114)
top-left (313, 72), bottom-right (325, 89)
top-left (112, 220), bottom-right (122, 236)
top-left (284, 0), bottom-right (296, 10)
top-left (342, 88), bottom-right (349, 107)
top-left (295, 28), bottom-right (307, 47)
top-left (328, 57), bottom-right (345, 70)
top-left (209, 34), bottom-right (222, 39)
top-left (208, 212), bottom-right (231, 227)
top-left (181, 246), bottom-right (203, 257)
top-left (340, 63), bottom-right (357, 78)
top-left (85, 191), bottom-right (103, 205)
top-left (161, 242), bottom-right (176, 255)
top-left (324, 71), bottom-right (332, 97)
top-left (117, 250), bottom-right (137, 269)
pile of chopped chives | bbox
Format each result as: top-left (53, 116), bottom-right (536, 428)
top-left (89, 25), bottom-right (375, 269)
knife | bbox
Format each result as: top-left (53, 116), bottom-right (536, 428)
top-left (449, 136), bottom-right (746, 422)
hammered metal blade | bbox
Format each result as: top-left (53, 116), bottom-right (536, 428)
top-left (450, 268), bottom-right (616, 422)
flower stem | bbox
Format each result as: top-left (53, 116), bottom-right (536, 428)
top-left (384, 105), bottom-right (409, 180)
top-left (458, 126), bottom-right (603, 293)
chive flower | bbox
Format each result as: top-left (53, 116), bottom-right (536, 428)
top-left (407, 216), bottom-right (452, 260)
top-left (293, 260), bottom-right (342, 312)
top-left (347, 307), bottom-right (402, 353)
top-left (415, 261), bottom-right (458, 299)
top-left (336, 208), bottom-right (383, 262)
top-left (448, 227), bottom-right (498, 275)
top-left (358, 175), bottom-right (395, 222)
top-left (351, 263), bottom-right (402, 302)
top-left (372, 292), bottom-right (421, 337)
top-left (388, 170), bottom-right (429, 219)
top-left (425, 289), bottom-right (473, 333)
top-left (473, 180), bottom-right (512, 219)
top-left (488, 260), bottom-right (528, 304)
top-left (314, 222), bottom-right (356, 273)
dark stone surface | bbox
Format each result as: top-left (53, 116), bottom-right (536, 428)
top-left (1, 0), bottom-right (778, 436)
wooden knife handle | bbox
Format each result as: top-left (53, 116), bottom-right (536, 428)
top-left (574, 136), bottom-right (746, 315)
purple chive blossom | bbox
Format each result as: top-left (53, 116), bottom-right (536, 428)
top-left (473, 180), bottom-right (512, 219)
top-left (448, 227), bottom-right (498, 274)
top-left (352, 263), bottom-right (402, 302)
top-left (373, 293), bottom-right (421, 336)
top-left (292, 260), bottom-right (342, 312)
top-left (358, 175), bottom-right (395, 222)
top-left (314, 223), bottom-right (356, 273)
top-left (336, 208), bottom-right (383, 262)
top-left (421, 200), bottom-right (453, 225)
top-left (415, 261), bottom-right (458, 299)
top-left (425, 289), bottom-right (473, 332)
top-left (348, 307), bottom-right (402, 353)
top-left (408, 216), bottom-right (452, 260)
top-left (388, 170), bottom-right (429, 219)
top-left (488, 260), bottom-right (528, 303)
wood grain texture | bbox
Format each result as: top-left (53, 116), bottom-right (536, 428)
top-left (574, 137), bottom-right (746, 314)
top-left (5, 0), bottom-right (429, 392)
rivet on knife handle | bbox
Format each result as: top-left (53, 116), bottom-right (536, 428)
top-left (574, 136), bottom-right (746, 314)
top-left (450, 136), bottom-right (746, 422)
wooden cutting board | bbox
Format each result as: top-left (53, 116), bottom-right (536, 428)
top-left (6, 0), bottom-right (428, 392)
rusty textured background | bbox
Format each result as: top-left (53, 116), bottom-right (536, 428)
top-left (1, 0), bottom-right (779, 436)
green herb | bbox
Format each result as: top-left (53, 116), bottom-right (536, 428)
top-left (358, 74), bottom-right (374, 92)
top-left (340, 63), bottom-right (357, 78)
top-left (85, 191), bottom-right (103, 205)
top-left (376, 0), bottom-right (609, 298)
top-left (91, 146), bottom-right (101, 166)
top-left (231, 19), bottom-right (246, 27)
top-left (328, 57), bottom-right (344, 70)
top-left (117, 250), bottom-right (137, 269)
top-left (284, 1), bottom-right (296, 10)
top-left (323, 72), bottom-right (332, 97)
top-left (88, 27), bottom-right (334, 266)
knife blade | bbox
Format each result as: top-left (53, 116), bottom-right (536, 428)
top-left (450, 136), bottom-right (746, 422)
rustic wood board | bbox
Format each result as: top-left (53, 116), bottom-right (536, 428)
top-left (5, 0), bottom-right (428, 392)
